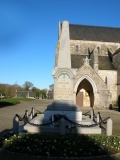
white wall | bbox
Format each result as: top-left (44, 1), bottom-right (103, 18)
top-left (98, 70), bottom-right (117, 102)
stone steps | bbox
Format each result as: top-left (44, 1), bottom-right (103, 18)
top-left (24, 114), bottom-right (101, 134)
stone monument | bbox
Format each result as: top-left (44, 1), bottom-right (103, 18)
top-left (52, 21), bottom-right (76, 102)
top-left (24, 21), bottom-right (109, 134)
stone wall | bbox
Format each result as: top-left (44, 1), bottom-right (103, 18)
top-left (113, 52), bottom-right (120, 84)
top-left (70, 40), bottom-right (120, 56)
top-left (98, 70), bottom-right (117, 102)
top-left (117, 85), bottom-right (120, 97)
top-left (113, 52), bottom-right (120, 97)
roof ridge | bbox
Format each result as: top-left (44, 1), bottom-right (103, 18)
top-left (69, 23), bottom-right (120, 29)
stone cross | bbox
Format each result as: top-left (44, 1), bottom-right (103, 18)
top-left (83, 56), bottom-right (91, 65)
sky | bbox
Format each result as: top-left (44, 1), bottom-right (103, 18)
top-left (0, 0), bottom-right (120, 90)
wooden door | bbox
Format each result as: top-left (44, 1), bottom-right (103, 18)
top-left (76, 92), bottom-right (83, 107)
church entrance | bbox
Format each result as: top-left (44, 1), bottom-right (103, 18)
top-left (76, 79), bottom-right (94, 107)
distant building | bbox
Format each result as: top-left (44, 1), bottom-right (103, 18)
top-left (17, 91), bottom-right (35, 98)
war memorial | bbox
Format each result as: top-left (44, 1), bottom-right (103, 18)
top-left (20, 21), bottom-right (120, 135)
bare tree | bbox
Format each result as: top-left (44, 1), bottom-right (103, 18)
top-left (23, 81), bottom-right (34, 91)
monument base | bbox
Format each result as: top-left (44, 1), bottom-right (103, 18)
top-left (44, 100), bottom-right (82, 121)
top-left (24, 101), bottom-right (101, 134)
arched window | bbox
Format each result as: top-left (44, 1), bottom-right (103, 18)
top-left (76, 45), bottom-right (79, 52)
top-left (97, 46), bottom-right (101, 54)
top-left (105, 76), bottom-right (107, 85)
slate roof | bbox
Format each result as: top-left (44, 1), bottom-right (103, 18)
top-left (69, 24), bottom-right (120, 43)
top-left (98, 56), bottom-right (116, 70)
top-left (71, 54), bottom-right (86, 68)
top-left (71, 54), bottom-right (116, 70)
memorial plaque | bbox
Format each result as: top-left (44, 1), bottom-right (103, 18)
top-left (54, 72), bottom-right (73, 100)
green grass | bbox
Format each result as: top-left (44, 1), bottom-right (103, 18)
top-left (0, 98), bottom-right (35, 107)
top-left (0, 133), bottom-right (120, 157)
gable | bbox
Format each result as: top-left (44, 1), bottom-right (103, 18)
top-left (76, 64), bottom-right (108, 90)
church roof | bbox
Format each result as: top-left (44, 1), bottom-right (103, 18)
top-left (71, 54), bottom-right (86, 68)
top-left (71, 54), bottom-right (116, 70)
top-left (69, 24), bottom-right (120, 43)
top-left (98, 56), bottom-right (116, 70)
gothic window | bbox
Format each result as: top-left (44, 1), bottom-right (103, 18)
top-left (105, 76), bottom-right (107, 85)
top-left (76, 45), bottom-right (79, 52)
top-left (97, 46), bottom-right (100, 54)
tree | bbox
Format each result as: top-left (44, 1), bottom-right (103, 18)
top-left (49, 84), bottom-right (54, 91)
top-left (0, 83), bottom-right (22, 97)
top-left (32, 87), bottom-right (40, 98)
top-left (47, 84), bottom-right (54, 99)
top-left (23, 81), bottom-right (33, 91)
top-left (39, 89), bottom-right (47, 99)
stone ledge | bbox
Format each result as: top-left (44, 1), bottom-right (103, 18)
top-left (47, 101), bottom-right (80, 111)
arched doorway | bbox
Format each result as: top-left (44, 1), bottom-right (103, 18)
top-left (76, 79), bottom-right (94, 107)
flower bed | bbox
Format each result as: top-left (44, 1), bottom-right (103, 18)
top-left (0, 133), bottom-right (120, 157)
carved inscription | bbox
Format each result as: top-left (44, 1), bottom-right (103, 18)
top-left (54, 73), bottom-right (73, 100)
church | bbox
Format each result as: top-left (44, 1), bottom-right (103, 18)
top-left (52, 21), bottom-right (120, 109)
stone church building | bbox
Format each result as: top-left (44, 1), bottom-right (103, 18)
top-left (52, 21), bottom-right (120, 109)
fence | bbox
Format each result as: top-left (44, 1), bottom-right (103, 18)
top-left (13, 108), bottom-right (112, 136)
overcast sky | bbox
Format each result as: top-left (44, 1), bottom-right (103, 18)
top-left (0, 0), bottom-right (120, 89)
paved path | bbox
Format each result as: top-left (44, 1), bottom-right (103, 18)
top-left (0, 99), bottom-right (53, 138)
top-left (0, 100), bottom-right (120, 160)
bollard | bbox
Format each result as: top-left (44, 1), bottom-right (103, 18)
top-left (32, 108), bottom-right (35, 118)
top-left (90, 110), bottom-right (93, 120)
top-left (13, 116), bottom-right (19, 134)
top-left (29, 108), bottom-right (34, 120)
top-left (24, 110), bottom-right (29, 124)
top-left (59, 118), bottom-right (65, 135)
top-left (106, 118), bottom-right (112, 136)
top-left (26, 110), bottom-right (28, 117)
top-left (97, 113), bottom-right (100, 124)
top-left (24, 115), bottom-right (28, 124)
top-left (28, 114), bottom-right (32, 121)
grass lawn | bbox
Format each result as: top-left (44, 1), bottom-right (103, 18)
top-left (0, 98), bottom-right (35, 107)
top-left (0, 133), bottom-right (120, 157)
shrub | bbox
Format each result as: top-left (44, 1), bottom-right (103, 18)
top-left (109, 104), bottom-right (112, 110)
